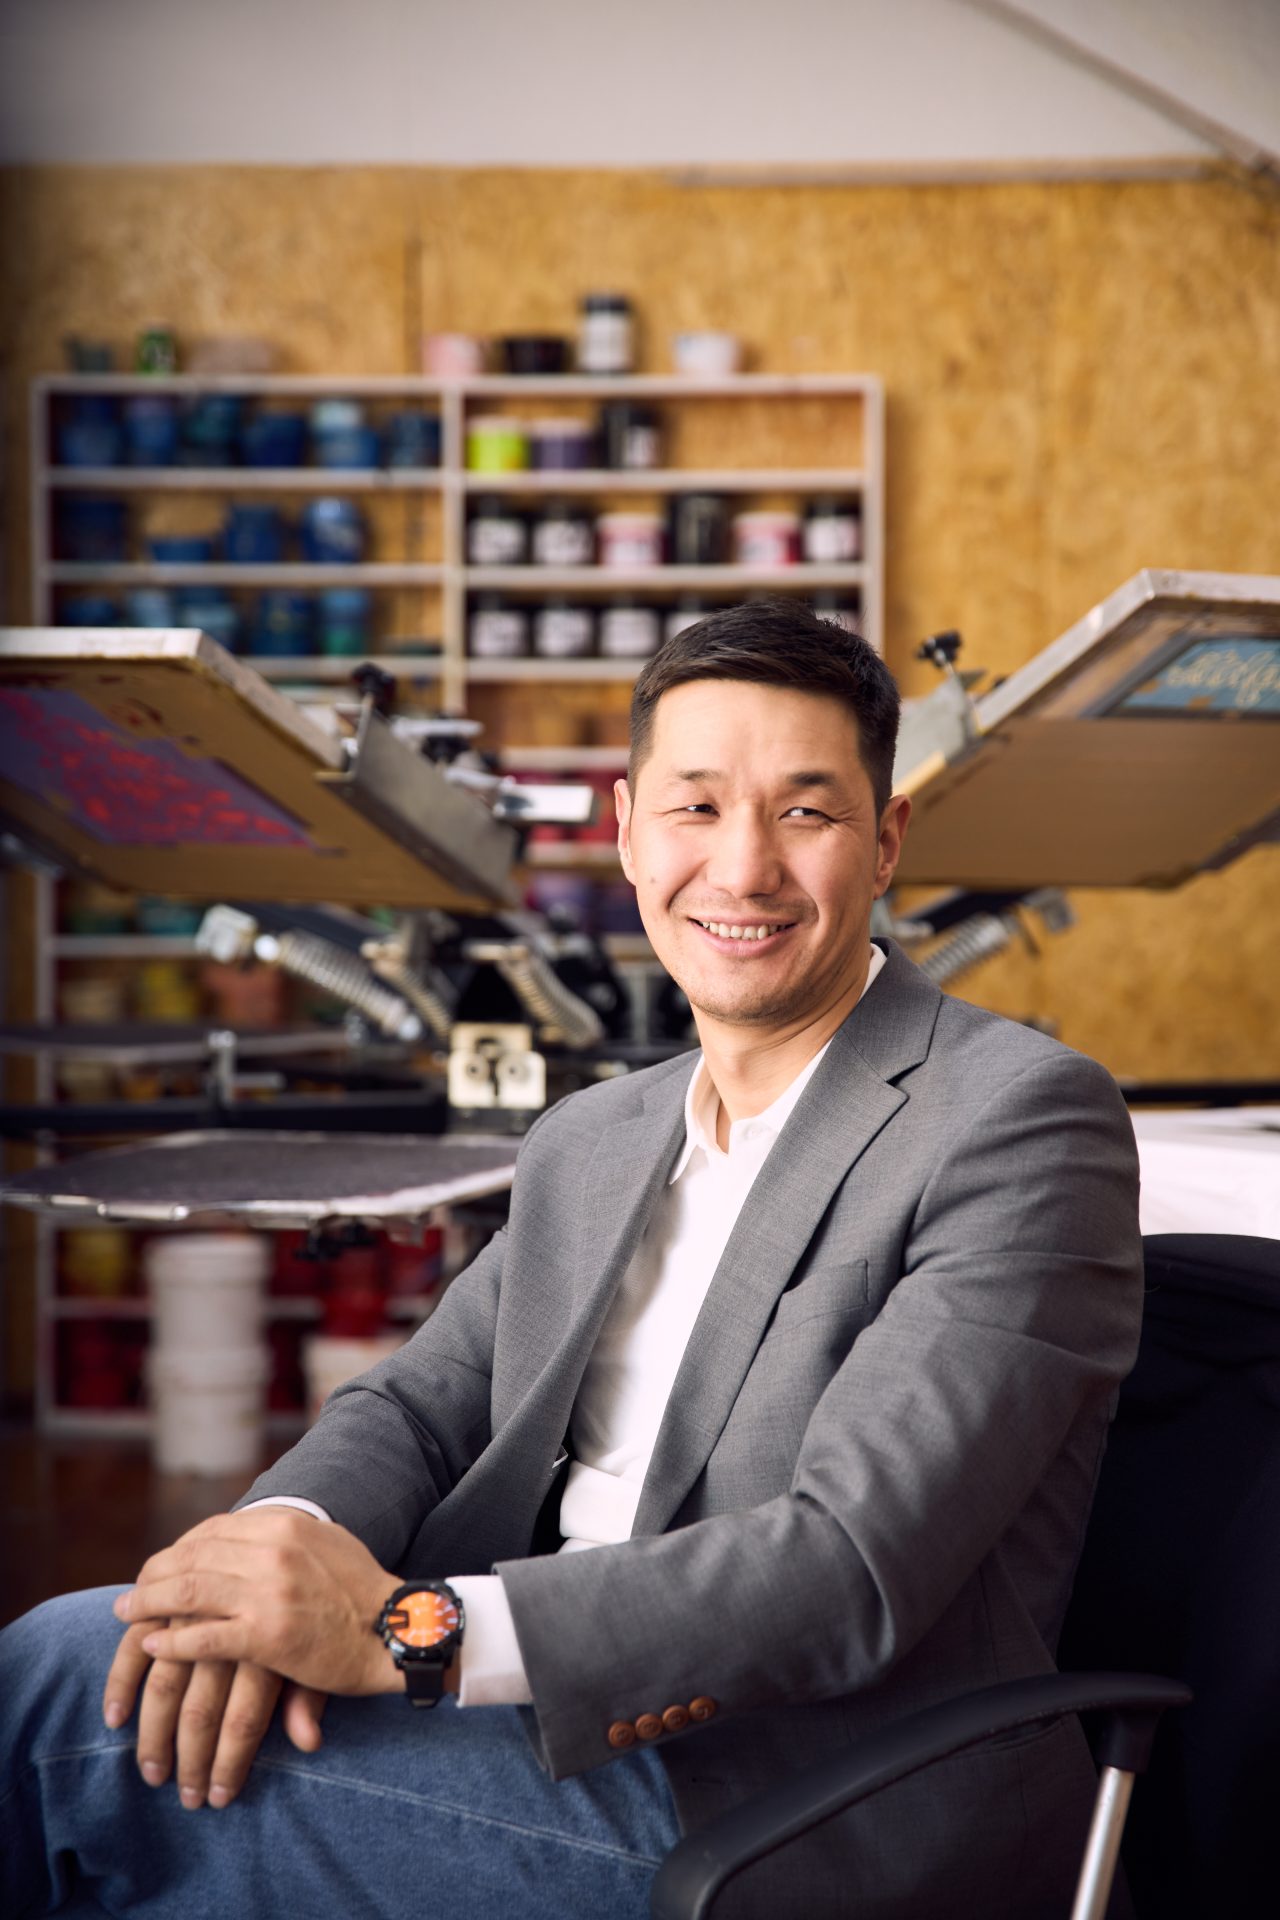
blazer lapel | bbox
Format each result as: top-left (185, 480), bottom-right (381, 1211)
top-left (511, 1055), bottom-right (696, 1450)
top-left (632, 942), bottom-right (942, 1537)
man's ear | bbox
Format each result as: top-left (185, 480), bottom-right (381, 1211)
top-left (614, 778), bottom-right (637, 885)
top-left (874, 793), bottom-right (912, 898)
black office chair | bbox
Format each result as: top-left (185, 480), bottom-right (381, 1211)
top-left (652, 1233), bottom-right (1280, 1920)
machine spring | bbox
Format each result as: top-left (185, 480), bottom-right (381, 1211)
top-left (364, 950), bottom-right (454, 1043)
top-left (916, 913), bottom-right (1017, 986)
top-left (492, 945), bottom-right (604, 1049)
top-left (272, 931), bottom-right (422, 1041)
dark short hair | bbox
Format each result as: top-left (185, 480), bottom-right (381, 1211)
top-left (629, 600), bottom-right (900, 814)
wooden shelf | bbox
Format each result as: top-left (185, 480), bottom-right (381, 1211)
top-left (461, 374), bottom-right (878, 399)
top-left (44, 466), bottom-right (444, 492)
top-left (465, 564), bottom-right (867, 593)
top-left (250, 652), bottom-right (442, 680)
top-left (48, 562), bottom-right (444, 587)
top-left (499, 745), bottom-right (630, 769)
top-left (37, 372), bottom-right (876, 399)
top-left (36, 374), bottom-right (451, 397)
top-left (459, 469), bottom-right (865, 494)
top-left (464, 656), bottom-right (645, 682)
top-left (522, 841), bottom-right (623, 868)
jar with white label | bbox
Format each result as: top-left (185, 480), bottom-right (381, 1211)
top-left (533, 601), bottom-right (595, 659)
top-left (597, 512), bottom-right (664, 569)
top-left (733, 510), bottom-right (801, 568)
top-left (532, 501), bottom-right (595, 567)
top-left (802, 499), bottom-right (862, 564)
top-left (578, 293), bottom-right (635, 375)
top-left (467, 497), bottom-right (528, 566)
top-left (468, 595), bottom-right (529, 658)
top-left (599, 601), bottom-right (661, 658)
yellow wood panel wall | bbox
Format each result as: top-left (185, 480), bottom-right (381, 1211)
top-left (2, 164), bottom-right (1277, 1079)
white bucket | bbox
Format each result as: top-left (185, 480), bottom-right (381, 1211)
top-left (303, 1332), bottom-right (405, 1423)
top-left (148, 1343), bottom-right (271, 1476)
top-left (145, 1233), bottom-right (270, 1353)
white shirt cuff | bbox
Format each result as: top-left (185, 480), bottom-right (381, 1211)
top-left (240, 1496), bottom-right (333, 1523)
top-left (447, 1574), bottom-right (533, 1707)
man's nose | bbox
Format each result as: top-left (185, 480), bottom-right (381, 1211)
top-left (704, 811), bottom-right (785, 901)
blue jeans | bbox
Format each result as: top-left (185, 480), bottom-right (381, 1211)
top-left (0, 1587), bottom-right (681, 1919)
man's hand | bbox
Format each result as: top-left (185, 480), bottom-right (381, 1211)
top-left (111, 1507), bottom-right (401, 1698)
top-left (103, 1618), bottom-right (327, 1810)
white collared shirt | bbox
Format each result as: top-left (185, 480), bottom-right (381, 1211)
top-left (255, 946), bottom-right (887, 1705)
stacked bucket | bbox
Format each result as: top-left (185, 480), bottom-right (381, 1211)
top-left (144, 1234), bottom-right (272, 1475)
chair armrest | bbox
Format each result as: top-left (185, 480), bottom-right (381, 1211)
top-left (650, 1671), bottom-right (1191, 1920)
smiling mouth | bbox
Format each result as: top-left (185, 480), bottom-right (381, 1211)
top-left (690, 917), bottom-right (798, 944)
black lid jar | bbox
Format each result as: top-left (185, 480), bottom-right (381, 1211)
top-left (578, 292), bottom-right (635, 375)
top-left (467, 496), bottom-right (528, 566)
top-left (532, 499), bottom-right (595, 568)
top-left (468, 594), bottom-right (529, 658)
top-left (802, 497), bottom-right (862, 564)
top-left (533, 600), bottom-right (595, 659)
top-left (599, 401), bottom-right (662, 471)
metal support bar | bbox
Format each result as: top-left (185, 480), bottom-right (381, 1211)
top-left (1070, 1766), bottom-right (1135, 1920)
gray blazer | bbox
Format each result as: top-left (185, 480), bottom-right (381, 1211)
top-left (244, 941), bottom-right (1143, 1917)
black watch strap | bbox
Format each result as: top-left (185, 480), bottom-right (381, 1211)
top-left (402, 1657), bottom-right (449, 1709)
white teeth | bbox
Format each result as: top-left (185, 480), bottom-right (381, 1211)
top-left (699, 920), bottom-right (786, 941)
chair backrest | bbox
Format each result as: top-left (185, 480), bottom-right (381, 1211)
top-left (1058, 1233), bottom-right (1280, 1920)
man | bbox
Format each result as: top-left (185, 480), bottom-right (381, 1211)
top-left (1, 601), bottom-right (1143, 1918)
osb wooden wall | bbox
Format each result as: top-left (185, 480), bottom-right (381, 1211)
top-left (1, 164), bottom-right (1277, 1079)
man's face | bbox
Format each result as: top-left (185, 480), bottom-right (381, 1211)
top-left (616, 679), bottom-right (909, 1034)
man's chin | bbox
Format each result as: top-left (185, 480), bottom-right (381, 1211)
top-left (675, 967), bottom-right (813, 1031)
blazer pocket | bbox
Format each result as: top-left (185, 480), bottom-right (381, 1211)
top-left (767, 1259), bottom-right (869, 1331)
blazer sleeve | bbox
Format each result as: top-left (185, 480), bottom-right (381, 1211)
top-left (497, 1047), bottom-right (1144, 1778)
top-left (234, 1224), bottom-right (508, 1568)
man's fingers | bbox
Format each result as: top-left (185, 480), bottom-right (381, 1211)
top-left (117, 1569), bottom-right (247, 1626)
top-left (134, 1656), bottom-right (193, 1787)
top-left (207, 1665), bottom-right (283, 1810)
top-left (282, 1683), bottom-right (329, 1754)
top-left (139, 1619), bottom-right (250, 1665)
top-left (103, 1616), bottom-right (164, 1730)
top-left (173, 1660), bottom-right (236, 1809)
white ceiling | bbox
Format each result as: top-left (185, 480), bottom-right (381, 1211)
top-left (969, 0), bottom-right (1279, 170)
top-left (0, 0), bottom-right (1228, 170)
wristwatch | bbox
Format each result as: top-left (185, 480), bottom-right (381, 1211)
top-left (375, 1581), bottom-right (466, 1708)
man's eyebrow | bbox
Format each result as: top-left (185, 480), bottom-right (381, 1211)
top-left (667, 769), bottom-right (843, 786)
top-left (783, 771), bottom-right (842, 790)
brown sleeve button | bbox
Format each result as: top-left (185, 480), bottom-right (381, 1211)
top-left (661, 1704), bottom-right (690, 1734)
top-left (689, 1696), bottom-right (718, 1723)
top-left (635, 1713), bottom-right (664, 1741)
top-left (607, 1720), bottom-right (637, 1750)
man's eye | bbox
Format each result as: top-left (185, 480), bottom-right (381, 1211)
top-left (784, 806), bottom-right (828, 820)
top-left (679, 803), bottom-right (716, 815)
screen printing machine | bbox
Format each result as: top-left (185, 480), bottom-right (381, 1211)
top-left (1, 568), bottom-right (1278, 1262)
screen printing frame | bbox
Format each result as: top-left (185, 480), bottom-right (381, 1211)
top-left (0, 628), bottom-right (519, 909)
top-left (896, 570), bottom-right (1280, 890)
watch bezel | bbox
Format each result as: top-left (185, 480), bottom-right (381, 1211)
top-left (378, 1580), bottom-right (466, 1666)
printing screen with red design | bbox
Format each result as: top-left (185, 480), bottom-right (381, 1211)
top-left (0, 686), bottom-right (313, 848)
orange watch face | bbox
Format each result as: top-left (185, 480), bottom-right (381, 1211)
top-left (385, 1589), bottom-right (460, 1650)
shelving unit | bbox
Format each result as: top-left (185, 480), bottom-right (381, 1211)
top-left (33, 370), bottom-right (883, 707)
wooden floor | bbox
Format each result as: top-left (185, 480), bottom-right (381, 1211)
top-left (0, 1416), bottom-right (268, 1628)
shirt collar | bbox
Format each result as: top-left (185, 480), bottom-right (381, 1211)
top-left (669, 943), bottom-right (887, 1183)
